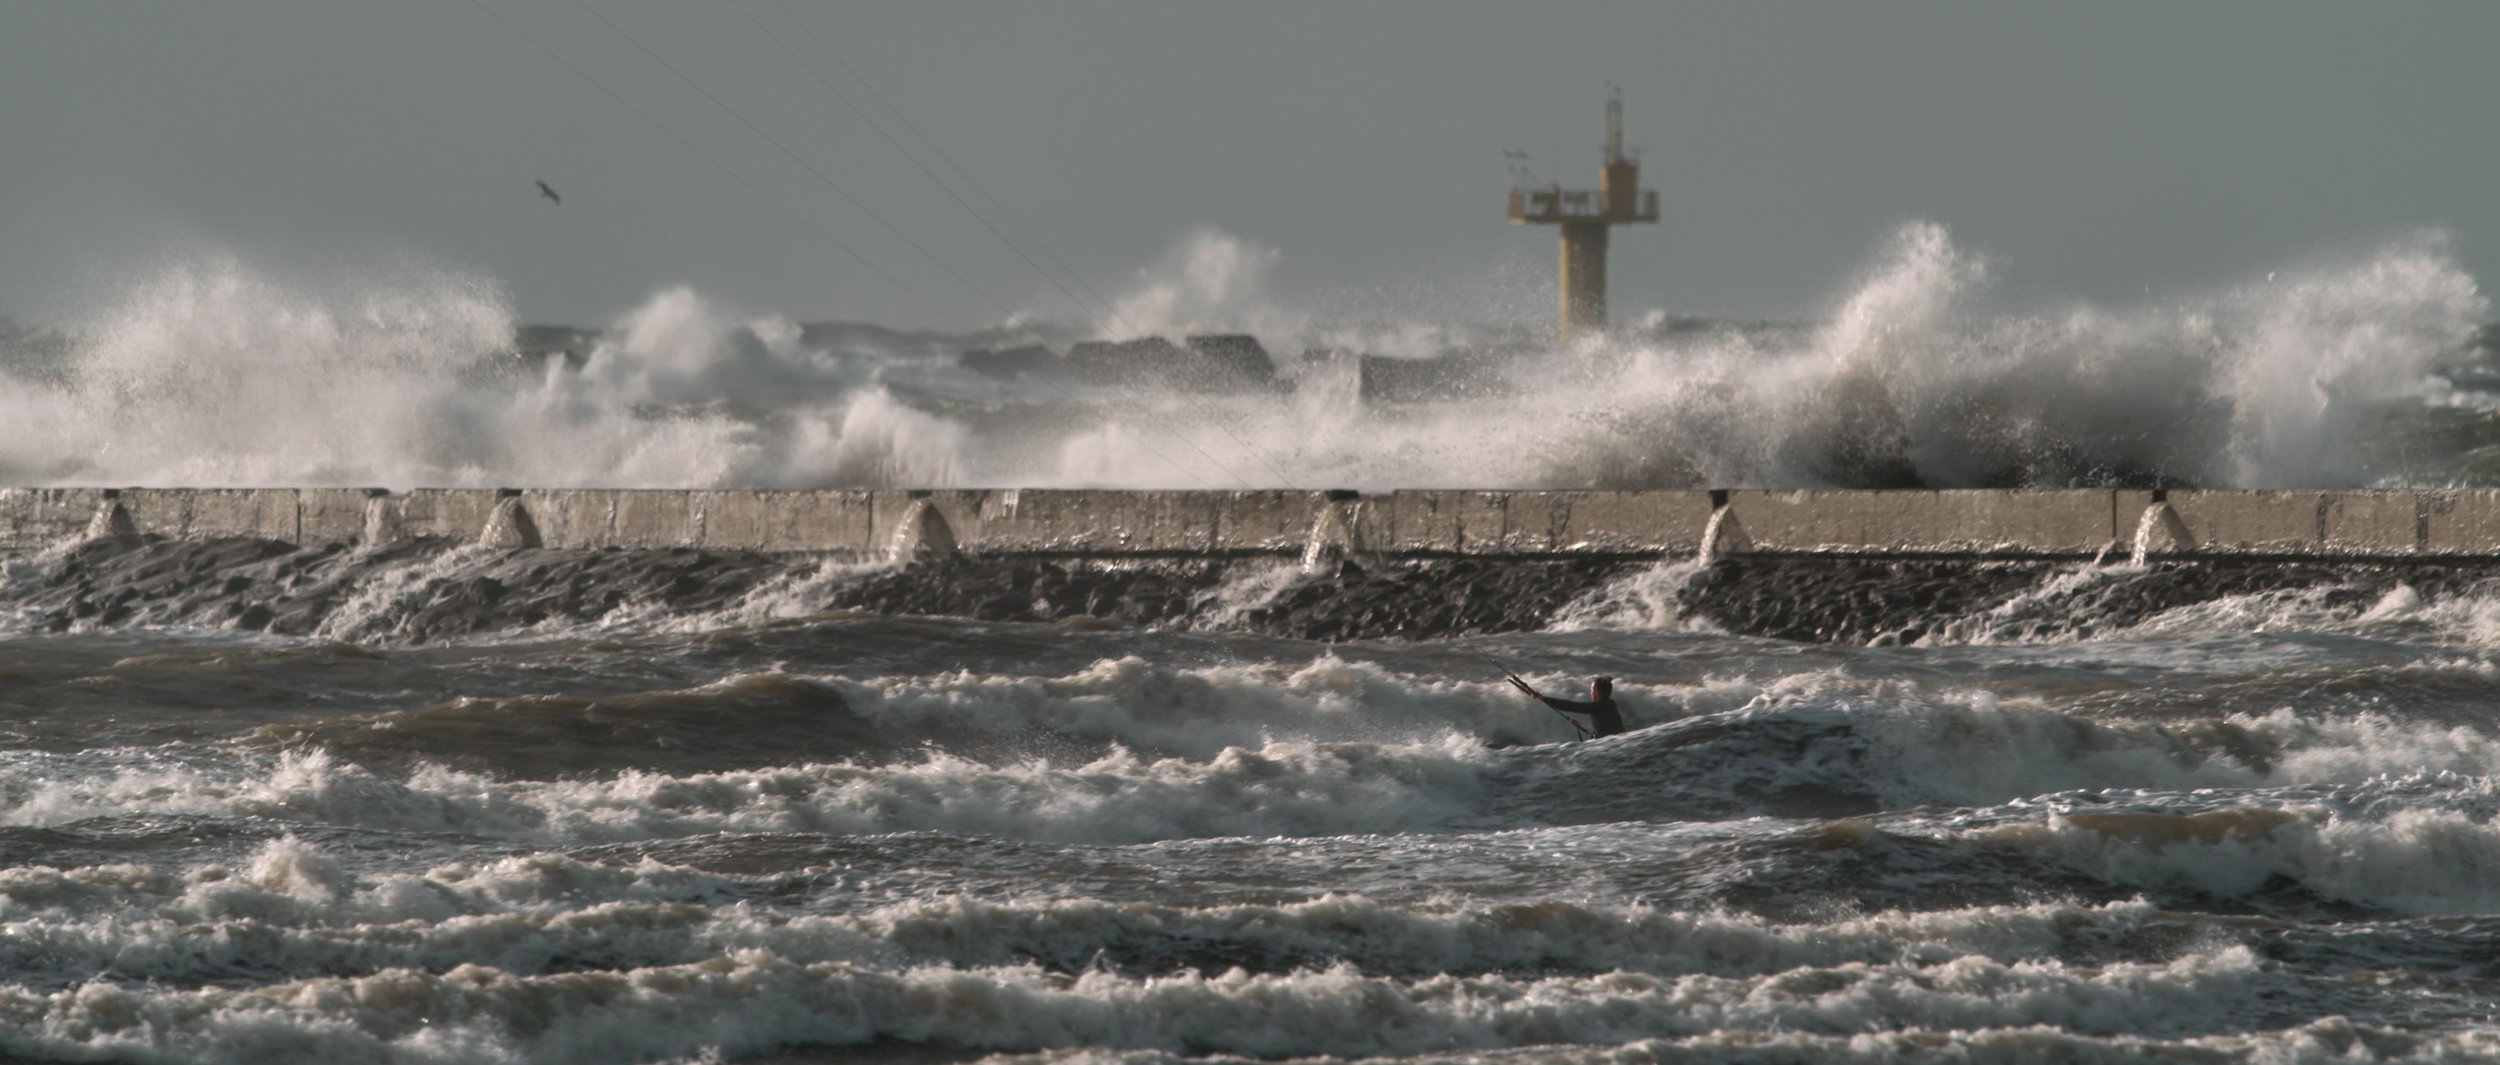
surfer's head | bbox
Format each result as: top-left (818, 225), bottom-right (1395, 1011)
top-left (1591, 676), bottom-right (1613, 699)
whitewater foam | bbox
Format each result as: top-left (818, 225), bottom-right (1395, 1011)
top-left (0, 943), bottom-right (2293, 1065)
top-left (0, 834), bottom-right (2188, 990)
top-left (6, 663), bottom-right (2496, 852)
top-left (1547, 560), bottom-right (1712, 632)
top-left (1975, 794), bottom-right (2500, 917)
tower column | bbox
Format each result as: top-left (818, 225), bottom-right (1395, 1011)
top-left (1559, 222), bottom-right (1609, 342)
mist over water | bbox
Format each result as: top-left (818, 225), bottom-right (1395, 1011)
top-left (0, 223), bottom-right (2488, 491)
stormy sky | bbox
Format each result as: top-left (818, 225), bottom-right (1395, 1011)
top-left (4, 1), bottom-right (2497, 332)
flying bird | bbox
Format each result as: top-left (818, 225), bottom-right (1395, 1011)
top-left (535, 180), bottom-right (561, 205)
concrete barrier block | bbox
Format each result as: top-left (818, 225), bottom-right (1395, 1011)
top-left (203, 490), bottom-right (300, 539)
top-left (185, 490), bottom-right (297, 540)
top-left (789, 490), bottom-right (878, 553)
top-left (2162, 490), bottom-right (2322, 551)
top-left (1384, 491), bottom-right (1520, 553)
top-left (1210, 492), bottom-right (1319, 554)
top-left (112, 488), bottom-right (187, 539)
top-left (2424, 490), bottom-right (2500, 554)
top-left (1727, 490), bottom-right (2116, 554)
top-left (120, 488), bottom-right (299, 541)
top-left (1936, 490), bottom-right (2122, 552)
top-left (962, 490), bottom-right (1221, 553)
top-left (955, 490), bottom-right (1220, 552)
top-left (1143, 493), bottom-right (1223, 551)
top-left (2319, 491), bottom-right (2421, 553)
top-left (514, 490), bottom-right (612, 549)
top-left (971, 490), bottom-right (1105, 551)
top-left (694, 490), bottom-right (873, 552)
top-left (1345, 495), bottom-right (1392, 555)
top-left (802, 490), bottom-right (878, 553)
top-left (612, 491), bottom-right (698, 548)
top-left (1492, 493), bottom-right (1568, 552)
top-left (1458, 493), bottom-right (1526, 551)
top-left (0, 487), bottom-right (110, 551)
top-left (1721, 490), bottom-right (1876, 550)
top-left (397, 490), bottom-right (505, 540)
top-left (1381, 491), bottom-right (1450, 552)
top-left (1553, 491), bottom-right (1715, 552)
top-left (300, 489), bottom-right (378, 545)
top-left (1386, 491), bottom-right (1717, 555)
top-left (691, 490), bottom-right (768, 550)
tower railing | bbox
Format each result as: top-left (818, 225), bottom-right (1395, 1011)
top-left (1506, 186), bottom-right (1659, 224)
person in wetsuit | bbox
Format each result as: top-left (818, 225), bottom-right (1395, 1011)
top-left (1507, 675), bottom-right (1624, 738)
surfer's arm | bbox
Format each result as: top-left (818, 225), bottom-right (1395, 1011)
top-left (1537, 695), bottom-right (1594, 717)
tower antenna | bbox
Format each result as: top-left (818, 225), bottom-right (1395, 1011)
top-left (1605, 82), bottom-right (1624, 163)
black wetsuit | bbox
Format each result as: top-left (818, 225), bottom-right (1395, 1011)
top-left (1538, 694), bottom-right (1623, 737)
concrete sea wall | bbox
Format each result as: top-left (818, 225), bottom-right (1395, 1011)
top-left (15, 487), bottom-right (2500, 562)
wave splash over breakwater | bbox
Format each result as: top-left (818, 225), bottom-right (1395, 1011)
top-left (0, 224), bottom-right (2491, 490)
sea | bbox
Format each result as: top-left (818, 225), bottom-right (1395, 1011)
top-left (4, 224), bottom-right (2500, 1062)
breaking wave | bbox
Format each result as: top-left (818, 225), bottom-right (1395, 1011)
top-left (7, 659), bottom-right (2497, 853)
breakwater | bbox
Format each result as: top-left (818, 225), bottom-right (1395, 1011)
top-left (10, 486), bottom-right (2500, 561)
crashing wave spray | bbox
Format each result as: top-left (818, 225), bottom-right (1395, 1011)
top-left (1543, 223), bottom-right (2488, 489)
top-left (0, 224), bottom-right (2484, 490)
top-left (0, 260), bottom-right (971, 489)
top-left (1006, 223), bottom-right (2493, 491)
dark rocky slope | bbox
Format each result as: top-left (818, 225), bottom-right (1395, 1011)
top-left (7, 536), bottom-right (2495, 645)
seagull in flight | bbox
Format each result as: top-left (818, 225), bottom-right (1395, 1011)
top-left (535, 180), bottom-right (561, 205)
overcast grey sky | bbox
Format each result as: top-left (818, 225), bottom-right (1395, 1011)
top-left (5, 1), bottom-right (2497, 332)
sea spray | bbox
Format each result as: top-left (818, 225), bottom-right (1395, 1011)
top-left (0, 262), bottom-right (979, 490)
top-left (0, 225), bottom-right (2485, 491)
top-left (996, 223), bottom-right (2490, 491)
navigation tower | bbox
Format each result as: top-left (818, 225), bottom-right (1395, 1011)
top-left (1507, 91), bottom-right (1659, 341)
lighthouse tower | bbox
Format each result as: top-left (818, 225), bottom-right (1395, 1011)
top-left (1506, 91), bottom-right (1659, 341)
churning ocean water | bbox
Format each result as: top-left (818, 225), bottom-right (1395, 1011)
top-left (5, 223), bottom-right (2500, 1062)
top-left (7, 572), bottom-right (2500, 1063)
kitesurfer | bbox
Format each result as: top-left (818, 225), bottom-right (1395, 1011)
top-left (1508, 674), bottom-right (1623, 738)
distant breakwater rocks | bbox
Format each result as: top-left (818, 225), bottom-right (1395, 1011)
top-left (9, 534), bottom-right (2499, 646)
top-left (518, 325), bottom-right (1534, 404)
